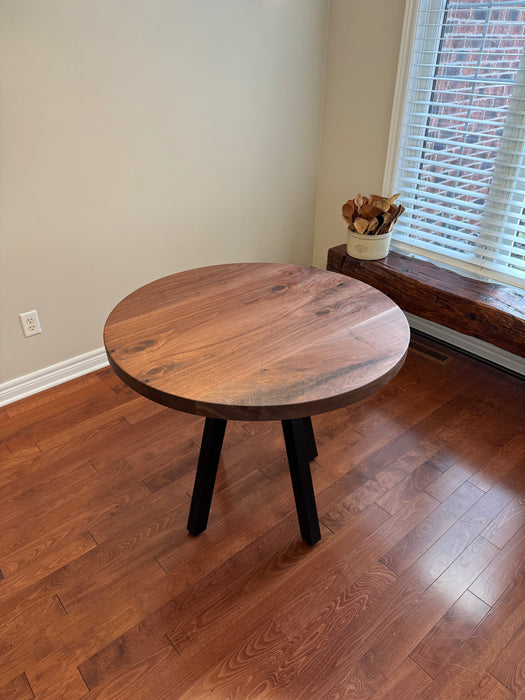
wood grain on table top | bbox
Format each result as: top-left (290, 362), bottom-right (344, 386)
top-left (104, 263), bottom-right (410, 420)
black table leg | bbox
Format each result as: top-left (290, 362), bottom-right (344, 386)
top-left (187, 417), bottom-right (227, 536)
top-left (281, 418), bottom-right (321, 546)
top-left (302, 416), bottom-right (318, 460)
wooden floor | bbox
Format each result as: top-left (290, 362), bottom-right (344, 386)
top-left (0, 336), bottom-right (524, 699)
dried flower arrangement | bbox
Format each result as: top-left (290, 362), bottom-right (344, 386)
top-left (342, 193), bottom-right (405, 236)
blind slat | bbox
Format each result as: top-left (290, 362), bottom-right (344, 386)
top-left (400, 178), bottom-right (525, 218)
top-left (398, 163), bottom-right (525, 194)
top-left (407, 105), bottom-right (516, 121)
top-left (400, 184), bottom-right (525, 223)
top-left (400, 144), bottom-right (525, 177)
top-left (395, 220), bottom-right (525, 259)
top-left (398, 160), bottom-right (525, 186)
top-left (401, 132), bottom-right (525, 159)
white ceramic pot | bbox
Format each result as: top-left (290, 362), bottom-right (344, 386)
top-left (346, 229), bottom-right (391, 260)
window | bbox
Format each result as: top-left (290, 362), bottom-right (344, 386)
top-left (384, 0), bottom-right (525, 289)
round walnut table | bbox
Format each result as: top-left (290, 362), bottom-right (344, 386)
top-left (104, 263), bottom-right (410, 545)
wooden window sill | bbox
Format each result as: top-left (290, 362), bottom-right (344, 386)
top-left (326, 244), bottom-right (525, 358)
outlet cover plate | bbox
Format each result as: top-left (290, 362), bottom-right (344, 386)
top-left (19, 310), bottom-right (42, 337)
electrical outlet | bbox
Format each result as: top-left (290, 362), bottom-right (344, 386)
top-left (19, 310), bottom-right (42, 337)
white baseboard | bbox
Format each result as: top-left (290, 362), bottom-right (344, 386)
top-left (406, 313), bottom-right (525, 377)
top-left (0, 348), bottom-right (109, 408)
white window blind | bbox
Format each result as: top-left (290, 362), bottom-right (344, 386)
top-left (384, 0), bottom-right (525, 289)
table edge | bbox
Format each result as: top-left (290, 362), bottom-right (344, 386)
top-left (105, 347), bottom-right (409, 421)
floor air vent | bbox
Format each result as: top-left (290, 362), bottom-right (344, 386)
top-left (409, 341), bottom-right (453, 365)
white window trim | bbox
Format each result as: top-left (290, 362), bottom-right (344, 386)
top-left (383, 0), bottom-right (423, 199)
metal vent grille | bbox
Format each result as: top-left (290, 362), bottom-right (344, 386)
top-left (409, 341), bottom-right (453, 365)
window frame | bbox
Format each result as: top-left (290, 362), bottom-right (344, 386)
top-left (383, 0), bottom-right (525, 289)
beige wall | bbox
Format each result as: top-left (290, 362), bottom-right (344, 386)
top-left (0, 0), bottom-right (329, 383)
top-left (312, 0), bottom-right (406, 268)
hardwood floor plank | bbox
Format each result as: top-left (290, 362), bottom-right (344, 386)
top-left (0, 530), bottom-right (96, 600)
top-left (78, 631), bottom-right (174, 691)
top-left (1, 387), bottom-right (134, 449)
top-left (30, 665), bottom-right (88, 700)
top-left (468, 434), bottom-right (525, 492)
top-left (54, 529), bottom-right (170, 613)
top-left (275, 562), bottom-right (397, 640)
top-left (80, 644), bottom-right (182, 699)
top-left (334, 388), bottom-right (511, 520)
top-left (0, 462), bottom-right (150, 562)
top-left (376, 461), bottom-right (442, 515)
top-left (391, 351), bottom-right (478, 429)
top-left (318, 439), bottom-right (445, 530)
top-left (261, 568), bottom-right (426, 698)
top-left (87, 468), bottom-right (195, 545)
top-left (0, 516), bottom-right (168, 630)
top-left (426, 446), bottom-right (461, 473)
top-left (365, 535), bottom-right (499, 677)
top-left (321, 655), bottom-right (387, 699)
top-left (0, 443), bottom-right (91, 492)
top-left (0, 442), bottom-right (11, 464)
top-left (464, 673), bottom-right (515, 700)
top-left (3, 371), bottom-right (106, 420)
top-left (469, 525), bottom-right (525, 606)
top-left (118, 397), bottom-right (185, 426)
top-left (0, 595), bottom-right (67, 686)
top-left (0, 441), bottom-right (42, 467)
top-left (420, 573), bottom-right (525, 699)
top-left (482, 492), bottom-right (525, 548)
top-left (314, 417), bottom-right (406, 485)
top-left (425, 461), bottom-right (475, 502)
top-left (308, 406), bottom-right (364, 446)
top-left (33, 411), bottom-right (138, 455)
top-left (316, 470), bottom-right (371, 530)
top-left (74, 512), bottom-right (312, 681)
top-left (26, 416), bottom-right (132, 470)
top-left (344, 396), bottom-right (410, 437)
top-left (87, 410), bottom-right (200, 473)
top-left (17, 593), bottom-right (169, 697)
top-left (2, 462), bottom-right (97, 525)
top-left (459, 482), bottom-right (516, 539)
top-left (370, 658), bottom-right (432, 699)
top-left (489, 620), bottom-right (525, 695)
top-left (176, 619), bottom-right (287, 700)
top-left (0, 672), bottom-right (34, 700)
top-left (379, 480), bottom-right (484, 575)
top-left (316, 434), bottom-right (440, 526)
top-left (137, 439), bottom-right (200, 492)
top-left (410, 589), bottom-right (490, 678)
top-left (317, 491), bottom-right (439, 572)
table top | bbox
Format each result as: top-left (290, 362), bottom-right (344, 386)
top-left (104, 263), bottom-right (410, 420)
